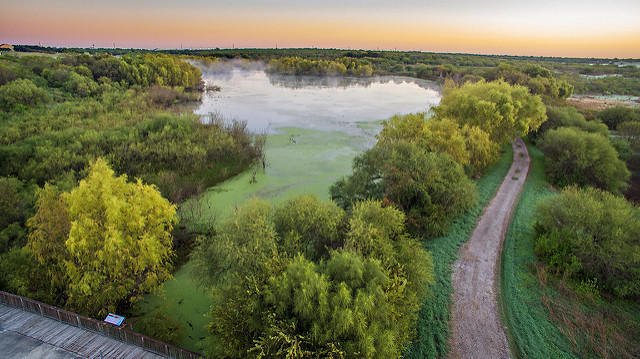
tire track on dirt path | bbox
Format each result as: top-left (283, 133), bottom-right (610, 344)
top-left (448, 138), bottom-right (530, 359)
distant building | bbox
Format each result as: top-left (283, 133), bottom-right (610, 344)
top-left (0, 44), bottom-right (14, 51)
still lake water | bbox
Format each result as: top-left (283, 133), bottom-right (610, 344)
top-left (195, 64), bottom-right (440, 135)
top-left (136, 63), bottom-right (442, 352)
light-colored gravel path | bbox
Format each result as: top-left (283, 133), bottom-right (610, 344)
top-left (448, 138), bottom-right (530, 359)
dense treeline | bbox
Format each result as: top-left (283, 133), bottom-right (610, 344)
top-left (267, 57), bottom-right (374, 76)
top-left (0, 53), bottom-right (263, 317)
top-left (13, 45), bottom-right (640, 96)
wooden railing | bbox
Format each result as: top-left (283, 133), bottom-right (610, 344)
top-left (0, 291), bottom-right (202, 359)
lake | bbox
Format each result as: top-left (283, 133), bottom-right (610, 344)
top-left (134, 62), bottom-right (441, 352)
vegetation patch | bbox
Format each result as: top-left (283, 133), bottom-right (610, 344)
top-left (501, 144), bottom-right (640, 358)
top-left (193, 196), bottom-right (433, 358)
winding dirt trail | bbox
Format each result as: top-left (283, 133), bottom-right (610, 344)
top-left (448, 139), bottom-right (530, 359)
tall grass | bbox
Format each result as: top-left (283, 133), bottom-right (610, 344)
top-left (405, 145), bottom-right (513, 358)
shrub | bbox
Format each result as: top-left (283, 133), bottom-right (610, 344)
top-left (63, 72), bottom-right (99, 97)
top-left (534, 186), bottom-right (640, 298)
top-left (533, 105), bottom-right (609, 140)
top-left (617, 121), bottom-right (640, 150)
top-left (538, 127), bottom-right (630, 194)
top-left (0, 79), bottom-right (49, 111)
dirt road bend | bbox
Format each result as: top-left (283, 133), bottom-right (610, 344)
top-left (448, 138), bottom-right (530, 359)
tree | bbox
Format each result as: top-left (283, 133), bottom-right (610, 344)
top-left (0, 177), bottom-right (34, 252)
top-left (538, 127), bottom-right (630, 194)
top-left (461, 124), bottom-right (500, 177)
top-left (26, 184), bottom-right (69, 300)
top-left (377, 114), bottom-right (499, 177)
top-left (331, 141), bottom-right (476, 237)
top-left (434, 80), bottom-right (547, 144)
top-left (193, 197), bottom-right (433, 358)
top-left (273, 195), bottom-right (345, 261)
top-left (534, 186), bottom-right (640, 298)
top-left (27, 159), bottom-right (177, 316)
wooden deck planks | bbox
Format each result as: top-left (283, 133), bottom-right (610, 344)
top-left (0, 304), bottom-right (165, 358)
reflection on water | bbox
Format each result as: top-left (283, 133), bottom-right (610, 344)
top-left (266, 73), bottom-right (439, 91)
top-left (193, 61), bottom-right (441, 135)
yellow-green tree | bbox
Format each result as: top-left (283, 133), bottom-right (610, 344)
top-left (26, 184), bottom-right (70, 299)
top-left (435, 80), bottom-right (547, 144)
top-left (461, 124), bottom-right (500, 177)
top-left (377, 114), bottom-right (499, 176)
top-left (27, 159), bottom-right (177, 316)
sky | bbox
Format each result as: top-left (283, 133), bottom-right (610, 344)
top-left (2, 0), bottom-right (640, 58)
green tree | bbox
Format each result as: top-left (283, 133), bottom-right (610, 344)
top-left (461, 124), bottom-right (500, 177)
top-left (434, 80), bottom-right (547, 144)
top-left (62, 159), bottom-right (177, 316)
top-left (538, 127), bottom-right (630, 194)
top-left (26, 184), bottom-right (69, 300)
top-left (377, 114), bottom-right (499, 176)
top-left (534, 186), bottom-right (640, 298)
top-left (193, 197), bottom-right (433, 358)
top-left (331, 142), bottom-right (476, 237)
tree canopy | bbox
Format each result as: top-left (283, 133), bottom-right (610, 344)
top-left (26, 159), bottom-right (177, 316)
top-left (193, 196), bottom-right (433, 358)
top-left (434, 80), bottom-right (547, 144)
top-left (377, 114), bottom-right (499, 177)
top-left (331, 141), bottom-right (476, 237)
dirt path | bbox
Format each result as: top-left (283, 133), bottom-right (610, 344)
top-left (448, 139), bottom-right (530, 359)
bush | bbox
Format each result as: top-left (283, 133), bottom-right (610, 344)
top-left (63, 72), bottom-right (99, 97)
top-left (331, 141), bottom-right (476, 237)
top-left (538, 127), bottom-right (630, 194)
top-left (193, 197), bottom-right (433, 358)
top-left (0, 79), bottom-right (49, 111)
top-left (598, 106), bottom-right (640, 130)
top-left (534, 186), bottom-right (640, 298)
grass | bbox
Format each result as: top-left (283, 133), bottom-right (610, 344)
top-left (499, 144), bottom-right (576, 358)
top-left (404, 144), bottom-right (513, 358)
top-left (500, 143), bottom-right (640, 359)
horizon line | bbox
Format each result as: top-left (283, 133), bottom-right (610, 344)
top-left (10, 43), bottom-right (640, 62)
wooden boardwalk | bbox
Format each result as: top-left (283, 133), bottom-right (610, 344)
top-left (0, 303), bottom-right (164, 358)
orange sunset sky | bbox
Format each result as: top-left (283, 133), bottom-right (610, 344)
top-left (2, 0), bottom-right (640, 58)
